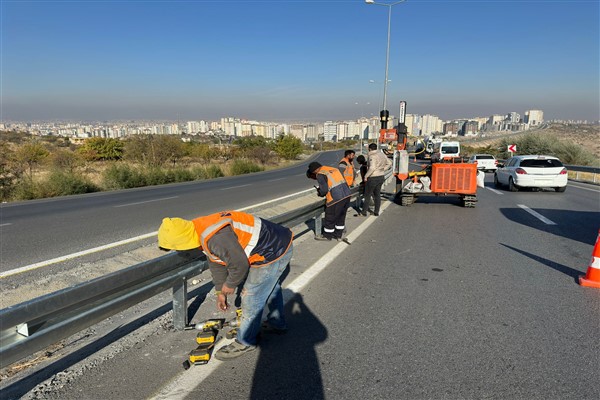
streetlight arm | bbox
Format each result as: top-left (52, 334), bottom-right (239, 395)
top-left (365, 0), bottom-right (406, 7)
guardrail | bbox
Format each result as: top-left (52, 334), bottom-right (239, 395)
top-left (0, 194), bottom-right (342, 369)
top-left (565, 164), bottom-right (600, 184)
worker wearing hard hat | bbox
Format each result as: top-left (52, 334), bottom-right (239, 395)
top-left (306, 161), bottom-right (351, 241)
top-left (158, 211), bottom-right (293, 360)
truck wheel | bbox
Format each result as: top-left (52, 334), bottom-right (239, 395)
top-left (401, 194), bottom-right (414, 206)
top-left (462, 195), bottom-right (477, 208)
top-left (508, 177), bottom-right (518, 192)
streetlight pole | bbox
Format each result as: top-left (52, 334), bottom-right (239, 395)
top-left (365, 0), bottom-right (406, 130)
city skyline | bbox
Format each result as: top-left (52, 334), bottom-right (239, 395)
top-left (2, 0), bottom-right (599, 122)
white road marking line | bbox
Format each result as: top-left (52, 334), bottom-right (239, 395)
top-left (113, 196), bottom-right (179, 208)
top-left (150, 200), bottom-right (394, 400)
top-left (2, 188), bottom-right (315, 278)
top-left (0, 223), bottom-right (12, 227)
top-left (517, 204), bottom-right (557, 225)
top-left (220, 184), bottom-right (251, 190)
top-left (268, 177), bottom-right (286, 182)
top-left (485, 187), bottom-right (504, 195)
top-left (238, 188), bottom-right (313, 211)
top-left (568, 184), bottom-right (600, 193)
top-left (0, 232), bottom-right (158, 279)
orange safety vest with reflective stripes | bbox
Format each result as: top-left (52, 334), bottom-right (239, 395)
top-left (339, 157), bottom-right (355, 186)
top-left (317, 166), bottom-right (351, 206)
top-left (192, 211), bottom-right (292, 267)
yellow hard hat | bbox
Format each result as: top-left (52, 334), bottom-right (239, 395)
top-left (158, 217), bottom-right (200, 250)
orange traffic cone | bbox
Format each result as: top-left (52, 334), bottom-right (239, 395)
top-left (579, 229), bottom-right (600, 288)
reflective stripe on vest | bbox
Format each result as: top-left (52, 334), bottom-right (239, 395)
top-left (340, 158), bottom-right (355, 186)
top-left (318, 165), bottom-right (348, 206)
top-left (193, 211), bottom-right (264, 265)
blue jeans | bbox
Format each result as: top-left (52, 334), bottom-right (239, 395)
top-left (237, 243), bottom-right (293, 346)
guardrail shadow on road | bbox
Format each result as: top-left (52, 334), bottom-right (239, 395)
top-left (500, 244), bottom-right (582, 284)
top-left (0, 282), bottom-right (211, 400)
top-left (250, 291), bottom-right (327, 400)
top-left (499, 208), bottom-right (600, 245)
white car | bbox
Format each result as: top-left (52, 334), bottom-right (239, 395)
top-left (494, 155), bottom-right (568, 192)
top-left (468, 154), bottom-right (498, 172)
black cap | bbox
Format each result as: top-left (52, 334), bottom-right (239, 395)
top-left (307, 162), bottom-right (322, 174)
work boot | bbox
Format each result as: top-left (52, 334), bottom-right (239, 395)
top-left (214, 340), bottom-right (256, 361)
top-left (314, 235), bottom-right (332, 241)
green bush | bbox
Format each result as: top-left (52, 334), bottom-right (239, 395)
top-left (165, 168), bottom-right (195, 183)
top-left (498, 133), bottom-right (597, 165)
top-left (553, 141), bottom-right (596, 165)
top-left (205, 165), bottom-right (225, 178)
top-left (41, 170), bottom-right (99, 197)
top-left (102, 163), bottom-right (221, 190)
top-left (230, 159), bottom-right (264, 175)
top-left (102, 163), bottom-right (146, 189)
top-left (11, 179), bottom-right (42, 200)
top-left (10, 171), bottom-right (98, 200)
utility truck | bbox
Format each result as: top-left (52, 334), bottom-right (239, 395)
top-left (388, 138), bottom-right (477, 208)
top-left (378, 103), bottom-right (478, 208)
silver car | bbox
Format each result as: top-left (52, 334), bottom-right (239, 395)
top-left (494, 155), bottom-right (568, 192)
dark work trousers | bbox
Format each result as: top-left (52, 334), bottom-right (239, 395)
top-left (363, 175), bottom-right (385, 216)
top-left (323, 197), bottom-right (350, 239)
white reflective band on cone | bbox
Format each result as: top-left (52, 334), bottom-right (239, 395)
top-left (591, 256), bottom-right (600, 269)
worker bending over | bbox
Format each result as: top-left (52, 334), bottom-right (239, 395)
top-left (158, 211), bottom-right (293, 360)
top-left (306, 161), bottom-right (351, 241)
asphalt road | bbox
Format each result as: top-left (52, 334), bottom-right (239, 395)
top-left (0, 151), bottom-right (344, 273)
top-left (185, 178), bottom-right (600, 400)
top-left (6, 175), bottom-right (598, 400)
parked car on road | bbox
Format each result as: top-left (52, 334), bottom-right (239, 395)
top-left (468, 154), bottom-right (498, 172)
top-left (494, 155), bottom-right (568, 192)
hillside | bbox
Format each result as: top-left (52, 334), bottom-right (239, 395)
top-left (463, 123), bottom-right (600, 159)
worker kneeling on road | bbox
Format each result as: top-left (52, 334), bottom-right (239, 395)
top-left (158, 211), bottom-right (293, 361)
top-left (306, 161), bottom-right (351, 241)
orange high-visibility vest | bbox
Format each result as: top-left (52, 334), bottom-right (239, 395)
top-left (192, 211), bottom-right (292, 267)
top-left (339, 157), bottom-right (355, 186)
top-left (317, 166), bottom-right (351, 206)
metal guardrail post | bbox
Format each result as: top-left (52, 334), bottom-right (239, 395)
top-left (315, 213), bottom-right (322, 237)
top-left (172, 277), bottom-right (188, 330)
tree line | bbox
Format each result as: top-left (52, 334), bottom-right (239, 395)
top-left (0, 132), bottom-right (306, 202)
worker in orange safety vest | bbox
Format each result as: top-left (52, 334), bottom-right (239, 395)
top-left (158, 210), bottom-right (293, 361)
top-left (306, 161), bottom-right (351, 241)
top-left (338, 149), bottom-right (356, 187)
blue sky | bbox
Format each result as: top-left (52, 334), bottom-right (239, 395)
top-left (2, 0), bottom-right (599, 122)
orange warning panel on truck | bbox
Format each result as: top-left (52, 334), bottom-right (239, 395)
top-left (431, 163), bottom-right (477, 194)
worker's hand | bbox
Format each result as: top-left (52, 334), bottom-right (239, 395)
top-left (216, 293), bottom-right (228, 311)
top-left (221, 284), bottom-right (235, 296)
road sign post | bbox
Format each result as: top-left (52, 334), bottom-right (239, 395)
top-left (508, 144), bottom-right (517, 157)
